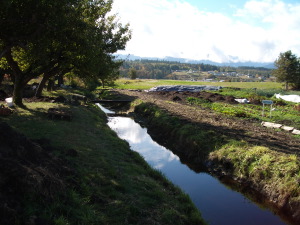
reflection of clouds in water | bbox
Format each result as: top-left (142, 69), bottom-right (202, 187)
top-left (107, 117), bottom-right (179, 169)
top-left (108, 117), bottom-right (148, 143)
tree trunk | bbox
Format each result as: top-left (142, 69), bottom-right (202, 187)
top-left (47, 79), bottom-right (54, 91)
top-left (4, 49), bottom-right (26, 106)
top-left (35, 74), bottom-right (50, 97)
top-left (57, 73), bottom-right (64, 86)
top-left (0, 73), bottom-right (4, 85)
top-left (285, 82), bottom-right (289, 90)
top-left (13, 76), bottom-right (25, 106)
top-left (100, 78), bottom-right (105, 88)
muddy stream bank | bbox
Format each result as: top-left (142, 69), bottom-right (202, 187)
top-left (98, 104), bottom-right (290, 225)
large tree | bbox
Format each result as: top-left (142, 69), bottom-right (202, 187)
top-left (272, 50), bottom-right (300, 90)
top-left (0, 0), bottom-right (131, 105)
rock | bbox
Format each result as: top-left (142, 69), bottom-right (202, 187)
top-left (292, 129), bottom-right (300, 135)
top-left (281, 126), bottom-right (294, 132)
top-left (261, 122), bottom-right (282, 129)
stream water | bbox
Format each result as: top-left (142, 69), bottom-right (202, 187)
top-left (98, 104), bottom-right (288, 225)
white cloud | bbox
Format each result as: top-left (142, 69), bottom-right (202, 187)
top-left (112, 0), bottom-right (300, 62)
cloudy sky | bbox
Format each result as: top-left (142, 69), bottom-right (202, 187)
top-left (112, 0), bottom-right (300, 63)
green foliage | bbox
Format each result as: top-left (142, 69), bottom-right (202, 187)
top-left (211, 103), bottom-right (249, 117)
top-left (0, 0), bottom-right (131, 105)
top-left (129, 68), bottom-right (137, 79)
top-left (84, 78), bottom-right (101, 91)
top-left (186, 97), bottom-right (211, 105)
top-left (272, 50), bottom-right (300, 90)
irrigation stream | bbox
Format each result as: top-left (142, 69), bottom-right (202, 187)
top-left (98, 104), bottom-right (288, 225)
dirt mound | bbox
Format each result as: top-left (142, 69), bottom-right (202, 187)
top-left (0, 122), bottom-right (73, 224)
top-left (171, 96), bottom-right (182, 101)
top-left (149, 91), bottom-right (237, 104)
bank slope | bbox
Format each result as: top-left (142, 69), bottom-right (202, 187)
top-left (0, 101), bottom-right (205, 225)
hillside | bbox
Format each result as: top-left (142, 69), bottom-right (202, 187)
top-left (117, 56), bottom-right (273, 82)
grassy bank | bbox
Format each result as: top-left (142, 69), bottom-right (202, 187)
top-left (133, 101), bottom-right (300, 223)
top-left (0, 98), bottom-right (205, 224)
top-left (134, 102), bottom-right (222, 162)
top-left (209, 141), bottom-right (300, 203)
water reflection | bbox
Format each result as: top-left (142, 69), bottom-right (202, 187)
top-left (107, 116), bottom-right (288, 225)
top-left (108, 117), bottom-right (179, 169)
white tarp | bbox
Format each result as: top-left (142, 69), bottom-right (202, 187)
top-left (235, 98), bottom-right (250, 104)
top-left (274, 94), bottom-right (300, 103)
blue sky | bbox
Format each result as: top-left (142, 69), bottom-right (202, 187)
top-left (188, 0), bottom-right (245, 14)
top-left (112, 0), bottom-right (300, 62)
top-left (187, 0), bottom-right (300, 13)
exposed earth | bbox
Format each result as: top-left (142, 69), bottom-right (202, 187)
top-left (114, 89), bottom-right (300, 156)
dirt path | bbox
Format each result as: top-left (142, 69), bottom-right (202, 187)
top-left (115, 89), bottom-right (300, 156)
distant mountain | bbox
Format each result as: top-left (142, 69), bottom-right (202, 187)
top-left (115, 54), bottom-right (275, 69)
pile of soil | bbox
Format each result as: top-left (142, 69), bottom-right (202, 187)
top-left (149, 91), bottom-right (238, 104)
top-left (0, 122), bottom-right (73, 224)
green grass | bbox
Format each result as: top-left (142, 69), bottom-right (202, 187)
top-left (191, 99), bottom-right (300, 129)
top-left (215, 87), bottom-right (300, 98)
top-left (209, 141), bottom-right (300, 202)
top-left (186, 89), bottom-right (300, 129)
top-left (1, 98), bottom-right (205, 224)
top-left (114, 78), bottom-right (283, 90)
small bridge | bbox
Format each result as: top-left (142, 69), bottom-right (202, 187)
top-left (91, 99), bottom-right (132, 103)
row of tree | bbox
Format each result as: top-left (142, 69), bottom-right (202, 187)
top-left (119, 60), bottom-right (272, 80)
top-left (0, 0), bottom-right (131, 106)
top-left (272, 50), bottom-right (300, 90)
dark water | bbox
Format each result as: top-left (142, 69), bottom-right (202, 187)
top-left (107, 116), bottom-right (288, 225)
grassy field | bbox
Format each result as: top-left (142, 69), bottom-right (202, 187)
top-left (114, 78), bottom-right (283, 90)
top-left (114, 79), bottom-right (300, 128)
top-left (0, 93), bottom-right (205, 224)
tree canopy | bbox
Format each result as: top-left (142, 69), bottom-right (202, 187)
top-left (272, 50), bottom-right (300, 90)
top-left (0, 0), bottom-right (131, 105)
